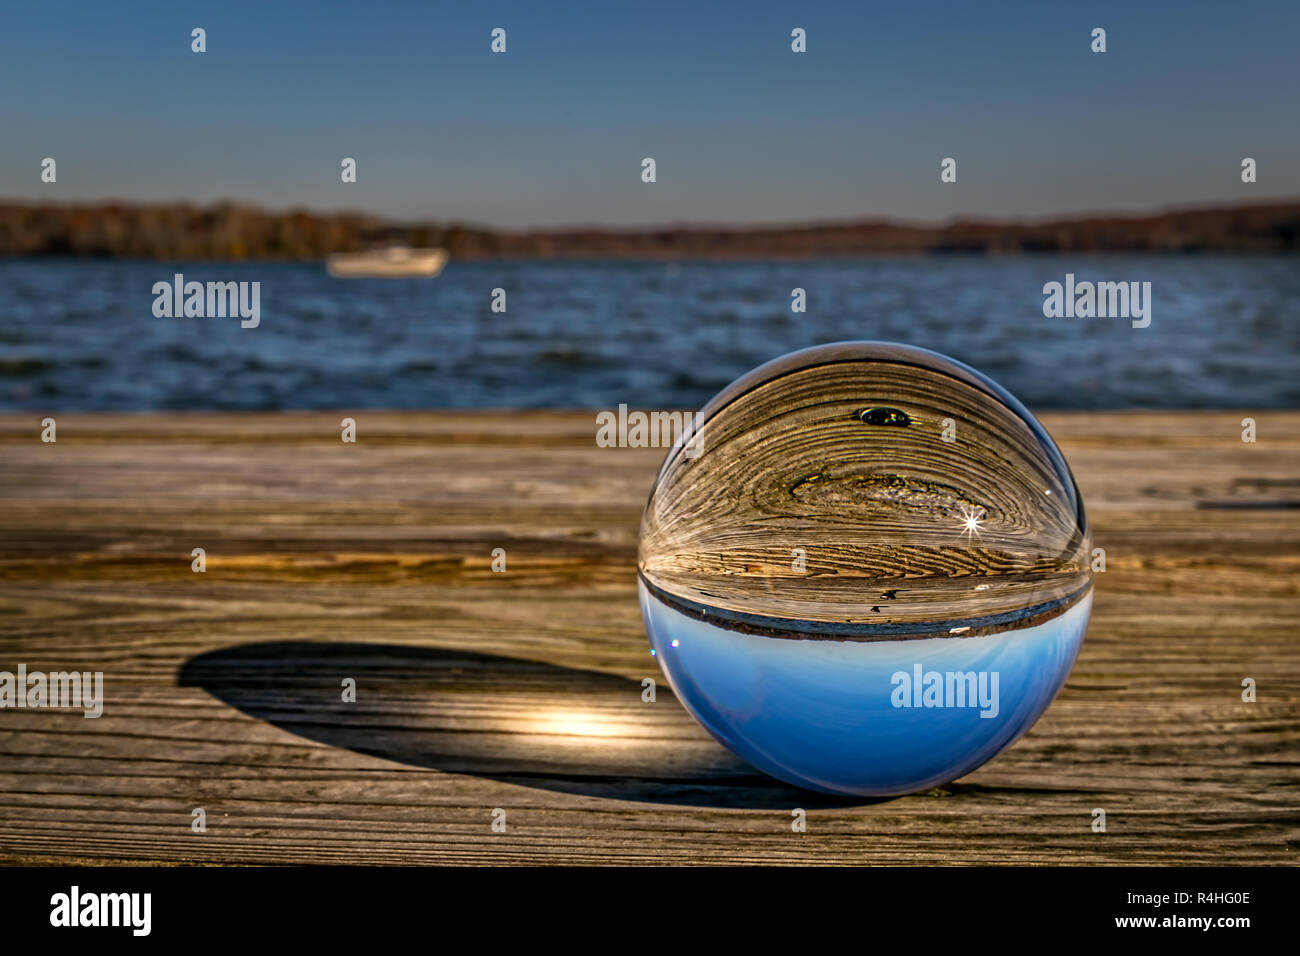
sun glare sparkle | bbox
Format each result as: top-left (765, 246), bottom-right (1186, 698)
top-left (956, 504), bottom-right (986, 541)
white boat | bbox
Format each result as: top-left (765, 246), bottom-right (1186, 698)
top-left (327, 246), bottom-right (448, 278)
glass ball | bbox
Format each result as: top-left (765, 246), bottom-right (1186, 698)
top-left (638, 342), bottom-right (1092, 796)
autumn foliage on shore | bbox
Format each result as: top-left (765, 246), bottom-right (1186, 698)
top-left (0, 199), bottom-right (1296, 260)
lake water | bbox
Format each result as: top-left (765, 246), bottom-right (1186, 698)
top-left (0, 256), bottom-right (1295, 410)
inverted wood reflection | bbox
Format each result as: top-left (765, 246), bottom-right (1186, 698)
top-left (639, 359), bottom-right (1091, 632)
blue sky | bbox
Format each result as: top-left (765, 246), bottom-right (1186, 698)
top-left (1, 0), bottom-right (1296, 227)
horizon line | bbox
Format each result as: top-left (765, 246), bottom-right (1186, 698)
top-left (4, 195), bottom-right (1297, 235)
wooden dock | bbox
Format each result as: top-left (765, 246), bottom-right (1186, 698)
top-left (0, 410), bottom-right (1296, 865)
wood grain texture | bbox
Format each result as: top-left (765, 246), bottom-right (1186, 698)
top-left (0, 410), bottom-right (1297, 866)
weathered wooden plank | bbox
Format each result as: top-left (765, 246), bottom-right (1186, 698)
top-left (0, 411), bottom-right (1297, 865)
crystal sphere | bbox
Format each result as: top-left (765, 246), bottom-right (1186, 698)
top-left (638, 342), bottom-right (1092, 796)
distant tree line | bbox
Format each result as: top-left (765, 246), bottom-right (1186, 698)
top-left (0, 199), bottom-right (1295, 260)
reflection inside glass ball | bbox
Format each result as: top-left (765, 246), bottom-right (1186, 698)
top-left (637, 342), bottom-right (1092, 796)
